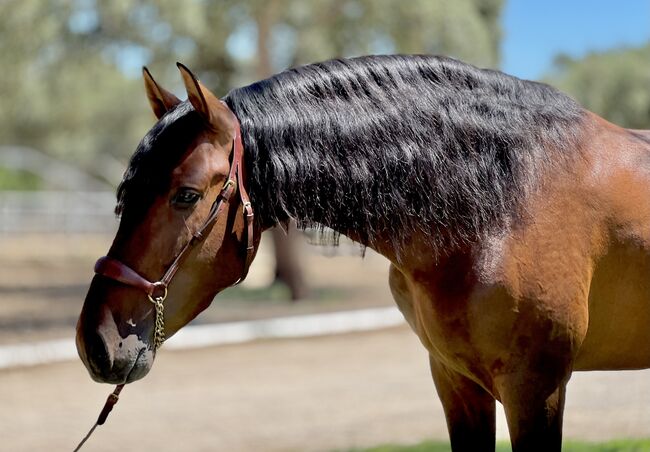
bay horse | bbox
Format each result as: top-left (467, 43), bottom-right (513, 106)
top-left (76, 55), bottom-right (650, 451)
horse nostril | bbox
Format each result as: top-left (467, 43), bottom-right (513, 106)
top-left (85, 332), bottom-right (111, 375)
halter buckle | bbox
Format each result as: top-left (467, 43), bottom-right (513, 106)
top-left (222, 179), bottom-right (235, 191)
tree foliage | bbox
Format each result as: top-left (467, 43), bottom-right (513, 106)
top-left (545, 44), bottom-right (650, 129)
top-left (0, 0), bottom-right (503, 186)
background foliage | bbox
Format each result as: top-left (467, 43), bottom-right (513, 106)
top-left (0, 0), bottom-right (648, 189)
top-left (545, 44), bottom-right (650, 130)
top-left (1, 0), bottom-right (502, 187)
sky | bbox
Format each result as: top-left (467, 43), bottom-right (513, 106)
top-left (501, 0), bottom-right (650, 80)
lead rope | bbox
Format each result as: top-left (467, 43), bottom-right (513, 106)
top-left (73, 384), bottom-right (125, 451)
top-left (73, 306), bottom-right (165, 452)
top-left (74, 301), bottom-right (165, 451)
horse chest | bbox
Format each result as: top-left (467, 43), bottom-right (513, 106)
top-left (389, 259), bottom-right (503, 388)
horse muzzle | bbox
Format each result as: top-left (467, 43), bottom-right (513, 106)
top-left (76, 304), bottom-right (155, 384)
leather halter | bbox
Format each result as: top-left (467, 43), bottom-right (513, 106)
top-left (93, 108), bottom-right (255, 349)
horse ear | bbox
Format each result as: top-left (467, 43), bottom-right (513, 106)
top-left (176, 62), bottom-right (234, 139)
top-left (142, 67), bottom-right (181, 119)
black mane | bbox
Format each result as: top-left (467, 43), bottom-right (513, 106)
top-left (224, 54), bottom-right (585, 253)
top-left (118, 54), bottom-right (585, 255)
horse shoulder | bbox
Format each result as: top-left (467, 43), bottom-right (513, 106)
top-left (390, 168), bottom-right (601, 389)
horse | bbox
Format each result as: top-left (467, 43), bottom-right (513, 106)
top-left (76, 55), bottom-right (650, 451)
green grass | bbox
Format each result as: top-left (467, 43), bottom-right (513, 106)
top-left (222, 282), bottom-right (346, 303)
top-left (344, 439), bottom-right (650, 452)
top-left (0, 167), bottom-right (42, 190)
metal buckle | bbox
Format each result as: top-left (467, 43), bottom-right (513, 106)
top-left (147, 282), bottom-right (168, 303)
top-left (222, 179), bottom-right (235, 191)
top-left (242, 201), bottom-right (252, 214)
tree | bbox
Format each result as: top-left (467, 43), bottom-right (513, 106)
top-left (0, 3), bottom-right (140, 179)
top-left (545, 44), bottom-right (650, 129)
top-left (1, 0), bottom-right (504, 172)
top-left (1, 0), bottom-right (505, 298)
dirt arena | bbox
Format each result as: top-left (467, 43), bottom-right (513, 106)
top-left (2, 328), bottom-right (650, 451)
top-left (1, 234), bottom-right (649, 451)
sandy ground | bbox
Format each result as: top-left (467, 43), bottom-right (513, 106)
top-left (1, 326), bottom-right (650, 452)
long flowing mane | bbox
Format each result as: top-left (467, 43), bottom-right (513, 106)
top-left (224, 54), bottom-right (585, 253)
top-left (117, 55), bottom-right (585, 255)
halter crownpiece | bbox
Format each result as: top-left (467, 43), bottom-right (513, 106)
top-left (94, 104), bottom-right (254, 351)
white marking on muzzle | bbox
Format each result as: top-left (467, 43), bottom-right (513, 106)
top-left (98, 306), bottom-right (150, 368)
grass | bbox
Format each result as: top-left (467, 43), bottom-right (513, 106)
top-left (222, 282), bottom-right (346, 303)
top-left (345, 439), bottom-right (650, 452)
top-left (0, 167), bottom-right (42, 190)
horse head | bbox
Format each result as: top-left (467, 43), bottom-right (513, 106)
top-left (76, 64), bottom-right (259, 384)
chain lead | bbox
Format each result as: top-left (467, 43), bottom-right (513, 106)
top-left (152, 297), bottom-right (165, 350)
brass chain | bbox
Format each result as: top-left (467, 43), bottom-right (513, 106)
top-left (152, 297), bottom-right (166, 350)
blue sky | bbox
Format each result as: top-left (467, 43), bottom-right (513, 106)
top-left (109, 1), bottom-right (650, 81)
top-left (502, 0), bottom-right (650, 80)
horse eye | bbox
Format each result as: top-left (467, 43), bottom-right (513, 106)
top-left (172, 189), bottom-right (202, 208)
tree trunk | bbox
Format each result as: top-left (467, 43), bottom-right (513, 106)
top-left (254, 1), bottom-right (308, 301)
top-left (271, 225), bottom-right (308, 301)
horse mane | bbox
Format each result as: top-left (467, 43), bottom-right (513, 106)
top-left (224, 54), bottom-right (585, 253)
top-left (117, 54), bottom-right (585, 256)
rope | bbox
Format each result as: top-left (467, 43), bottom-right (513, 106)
top-left (73, 422), bottom-right (98, 452)
top-left (73, 384), bottom-right (124, 451)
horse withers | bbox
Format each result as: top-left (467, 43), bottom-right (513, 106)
top-left (76, 55), bottom-right (650, 451)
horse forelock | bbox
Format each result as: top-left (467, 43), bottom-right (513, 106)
top-left (115, 102), bottom-right (202, 221)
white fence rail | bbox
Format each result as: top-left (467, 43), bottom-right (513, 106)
top-left (0, 191), bottom-right (118, 233)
